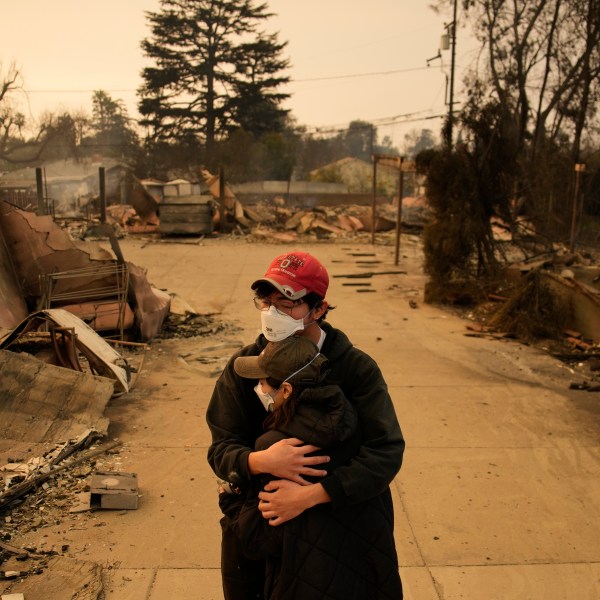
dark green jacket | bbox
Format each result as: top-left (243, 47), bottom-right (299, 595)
top-left (206, 322), bottom-right (405, 508)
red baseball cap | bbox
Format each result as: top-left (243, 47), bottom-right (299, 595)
top-left (251, 251), bottom-right (329, 300)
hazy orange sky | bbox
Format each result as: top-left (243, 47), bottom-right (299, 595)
top-left (0, 0), bottom-right (478, 147)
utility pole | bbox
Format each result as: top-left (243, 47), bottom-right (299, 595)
top-left (446, 0), bottom-right (458, 148)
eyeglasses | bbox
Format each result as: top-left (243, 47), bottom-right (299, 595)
top-left (253, 296), bottom-right (306, 312)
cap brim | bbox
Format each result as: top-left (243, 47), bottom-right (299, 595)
top-left (251, 277), bottom-right (307, 300)
top-left (234, 355), bottom-right (269, 379)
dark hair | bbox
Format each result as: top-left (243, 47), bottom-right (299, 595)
top-left (263, 377), bottom-right (301, 431)
top-left (262, 364), bottom-right (330, 430)
top-left (253, 282), bottom-right (335, 323)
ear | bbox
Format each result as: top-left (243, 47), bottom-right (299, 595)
top-left (281, 381), bottom-right (293, 399)
top-left (312, 300), bottom-right (328, 320)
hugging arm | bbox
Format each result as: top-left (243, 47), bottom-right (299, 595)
top-left (207, 351), bottom-right (329, 488)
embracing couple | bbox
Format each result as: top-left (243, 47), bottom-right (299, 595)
top-left (207, 251), bottom-right (405, 600)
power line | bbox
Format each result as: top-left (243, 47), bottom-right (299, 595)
top-left (24, 88), bottom-right (136, 94)
top-left (22, 63), bottom-right (439, 95)
top-left (306, 109), bottom-right (445, 136)
top-left (294, 65), bottom-right (433, 83)
top-left (21, 71), bottom-right (448, 140)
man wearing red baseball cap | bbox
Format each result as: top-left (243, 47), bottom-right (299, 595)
top-left (207, 250), bottom-right (405, 600)
top-left (250, 251), bottom-right (331, 344)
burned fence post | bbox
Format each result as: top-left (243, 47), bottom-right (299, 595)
top-left (218, 166), bottom-right (226, 232)
top-left (99, 166), bottom-right (106, 224)
top-left (394, 156), bottom-right (405, 266)
top-left (569, 163), bottom-right (586, 253)
top-left (371, 156), bottom-right (377, 245)
top-left (36, 167), bottom-right (45, 216)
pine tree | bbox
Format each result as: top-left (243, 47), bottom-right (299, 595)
top-left (227, 33), bottom-right (291, 137)
top-left (88, 90), bottom-right (139, 158)
top-left (138, 0), bottom-right (290, 153)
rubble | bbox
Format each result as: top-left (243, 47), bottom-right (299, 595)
top-left (157, 292), bottom-right (242, 340)
top-left (82, 167), bottom-right (431, 242)
top-left (458, 244), bottom-right (600, 391)
top-left (0, 200), bottom-right (170, 341)
top-left (233, 199), bottom-right (429, 240)
top-left (0, 309), bottom-right (136, 394)
top-left (0, 436), bottom-right (126, 597)
top-left (156, 311), bottom-right (242, 340)
top-left (0, 438), bottom-right (121, 511)
top-left (477, 247), bottom-right (600, 344)
top-left (0, 351), bottom-right (112, 450)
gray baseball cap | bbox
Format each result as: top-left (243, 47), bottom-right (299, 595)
top-left (234, 335), bottom-right (327, 384)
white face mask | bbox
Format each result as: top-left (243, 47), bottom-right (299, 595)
top-left (254, 382), bottom-right (278, 412)
top-left (253, 353), bottom-right (322, 412)
top-left (261, 305), bottom-right (311, 342)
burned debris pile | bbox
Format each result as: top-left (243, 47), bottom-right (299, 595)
top-left (461, 243), bottom-right (600, 390)
top-left (0, 439), bottom-right (119, 598)
top-left (486, 269), bottom-right (573, 341)
top-left (156, 312), bottom-right (236, 339)
top-left (0, 199), bottom-right (170, 343)
top-left (63, 195), bottom-right (430, 243)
